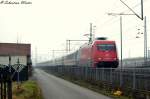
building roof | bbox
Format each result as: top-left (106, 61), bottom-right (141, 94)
top-left (0, 43), bottom-right (31, 56)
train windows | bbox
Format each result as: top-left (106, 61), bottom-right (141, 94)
top-left (97, 44), bottom-right (116, 51)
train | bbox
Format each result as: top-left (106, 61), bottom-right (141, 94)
top-left (37, 37), bottom-right (119, 68)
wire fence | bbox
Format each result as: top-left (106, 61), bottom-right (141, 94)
top-left (0, 63), bottom-right (29, 99)
top-left (38, 66), bottom-right (150, 93)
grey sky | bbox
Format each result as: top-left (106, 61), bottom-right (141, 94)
top-left (0, 0), bottom-right (149, 63)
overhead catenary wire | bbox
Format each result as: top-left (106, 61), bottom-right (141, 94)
top-left (97, 0), bottom-right (126, 29)
top-left (98, 0), bottom-right (148, 31)
top-left (83, 0), bottom-right (143, 37)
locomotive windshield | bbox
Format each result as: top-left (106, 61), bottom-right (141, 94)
top-left (97, 44), bottom-right (116, 51)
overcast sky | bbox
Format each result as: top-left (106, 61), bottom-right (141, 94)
top-left (0, 0), bottom-right (149, 63)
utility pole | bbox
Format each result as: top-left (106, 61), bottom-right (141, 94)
top-left (51, 50), bottom-right (55, 65)
top-left (107, 13), bottom-right (124, 69)
top-left (144, 16), bottom-right (147, 66)
top-left (66, 40), bottom-right (68, 53)
top-left (89, 23), bottom-right (93, 43)
top-left (68, 40), bottom-right (71, 52)
top-left (148, 47), bottom-right (150, 59)
top-left (108, 14), bottom-right (123, 87)
top-left (35, 47), bottom-right (37, 66)
top-left (120, 16), bottom-right (123, 70)
top-left (141, 0), bottom-right (144, 20)
top-left (119, 16), bottom-right (123, 69)
top-left (83, 23), bottom-right (96, 43)
top-left (120, 16), bottom-right (123, 87)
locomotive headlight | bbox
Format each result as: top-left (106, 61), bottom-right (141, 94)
top-left (98, 58), bottom-right (102, 60)
top-left (113, 58), bottom-right (117, 60)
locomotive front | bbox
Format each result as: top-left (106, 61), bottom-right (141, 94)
top-left (92, 40), bottom-right (118, 68)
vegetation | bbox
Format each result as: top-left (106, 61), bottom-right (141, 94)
top-left (12, 81), bottom-right (43, 99)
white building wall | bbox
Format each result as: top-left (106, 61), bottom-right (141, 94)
top-left (0, 56), bottom-right (9, 65)
top-left (0, 56), bottom-right (27, 65)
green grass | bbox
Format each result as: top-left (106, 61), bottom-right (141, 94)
top-left (12, 81), bottom-right (43, 99)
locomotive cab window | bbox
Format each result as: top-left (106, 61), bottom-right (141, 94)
top-left (97, 44), bottom-right (116, 51)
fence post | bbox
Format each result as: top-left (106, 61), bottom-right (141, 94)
top-left (85, 67), bottom-right (88, 80)
top-left (95, 68), bottom-right (97, 81)
top-left (110, 68), bottom-right (112, 84)
top-left (119, 68), bottom-right (122, 88)
top-left (4, 81), bottom-right (6, 99)
top-left (7, 56), bottom-right (12, 99)
top-left (1, 74), bottom-right (3, 99)
top-left (102, 68), bottom-right (104, 81)
top-left (133, 68), bottom-right (136, 90)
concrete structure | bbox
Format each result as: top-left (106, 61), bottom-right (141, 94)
top-left (0, 43), bottom-right (31, 65)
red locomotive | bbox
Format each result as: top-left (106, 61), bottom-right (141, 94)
top-left (53, 37), bottom-right (119, 68)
